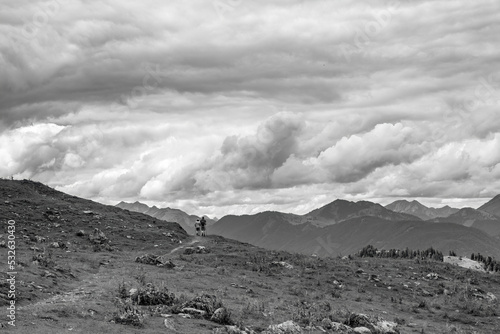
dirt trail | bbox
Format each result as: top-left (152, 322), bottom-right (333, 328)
top-left (166, 236), bottom-right (202, 255)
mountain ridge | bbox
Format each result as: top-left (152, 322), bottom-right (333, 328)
top-left (478, 194), bottom-right (500, 218)
top-left (385, 199), bottom-right (459, 220)
top-left (116, 201), bottom-right (216, 234)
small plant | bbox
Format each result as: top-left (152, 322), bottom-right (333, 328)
top-left (112, 299), bottom-right (145, 327)
top-left (118, 281), bottom-right (128, 299)
top-left (32, 249), bottom-right (55, 267)
top-left (133, 283), bottom-right (177, 306)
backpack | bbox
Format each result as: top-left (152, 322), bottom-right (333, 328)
top-left (200, 217), bottom-right (206, 227)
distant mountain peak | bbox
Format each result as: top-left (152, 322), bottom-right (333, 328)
top-left (478, 194), bottom-right (500, 218)
top-left (385, 200), bottom-right (458, 221)
top-left (304, 198), bottom-right (419, 227)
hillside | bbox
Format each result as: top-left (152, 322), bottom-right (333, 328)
top-left (385, 200), bottom-right (458, 220)
top-left (1, 179), bottom-right (500, 333)
top-left (304, 199), bottom-right (420, 227)
top-left (431, 207), bottom-right (500, 238)
top-left (116, 201), bottom-right (216, 234)
top-left (479, 194), bottom-right (500, 218)
top-left (211, 214), bottom-right (500, 259)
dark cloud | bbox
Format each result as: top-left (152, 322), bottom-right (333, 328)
top-left (1, 0), bottom-right (500, 216)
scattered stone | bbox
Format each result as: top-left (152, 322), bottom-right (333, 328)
top-left (129, 288), bottom-right (138, 299)
top-left (264, 320), bottom-right (302, 333)
top-left (135, 254), bottom-right (175, 268)
top-left (49, 241), bottom-right (67, 249)
top-left (420, 289), bottom-right (433, 297)
top-left (35, 236), bottom-right (46, 243)
top-left (270, 261), bottom-right (294, 270)
top-left (163, 318), bottom-right (176, 331)
top-left (181, 307), bottom-right (207, 317)
top-left (374, 320), bottom-right (399, 333)
top-left (184, 246), bottom-right (210, 255)
top-left (426, 273), bottom-right (439, 280)
top-left (219, 325), bottom-right (255, 334)
top-left (321, 319), bottom-right (352, 332)
top-left (486, 292), bottom-right (497, 302)
top-left (88, 228), bottom-right (108, 244)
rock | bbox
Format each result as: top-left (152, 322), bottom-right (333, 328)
top-left (426, 273), bottom-right (439, 280)
top-left (265, 320), bottom-right (302, 333)
top-left (163, 318), bottom-right (176, 330)
top-left (320, 319), bottom-right (351, 333)
top-left (88, 228), bottom-right (108, 244)
top-left (196, 245), bottom-right (209, 253)
top-left (420, 289), bottom-right (433, 297)
top-left (211, 307), bottom-right (231, 324)
top-left (76, 230), bottom-right (85, 237)
top-left (270, 261), bottom-right (294, 270)
top-left (129, 288), bottom-right (138, 298)
top-left (486, 292), bottom-right (497, 302)
top-left (184, 247), bottom-right (195, 255)
top-left (353, 327), bottom-right (371, 333)
top-left (35, 236), bottom-right (46, 243)
top-left (374, 320), bottom-right (399, 333)
top-left (135, 254), bottom-right (175, 268)
top-left (180, 307), bottom-right (207, 317)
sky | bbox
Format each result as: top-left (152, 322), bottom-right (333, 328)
top-left (1, 0), bottom-right (499, 218)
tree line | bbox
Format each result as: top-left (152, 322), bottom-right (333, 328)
top-left (356, 245), bottom-right (443, 261)
top-left (470, 253), bottom-right (500, 272)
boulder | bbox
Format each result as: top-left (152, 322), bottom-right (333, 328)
top-left (374, 320), bottom-right (399, 334)
top-left (88, 228), bottom-right (107, 244)
top-left (211, 307), bottom-right (232, 324)
top-left (353, 327), bottom-right (371, 334)
top-left (320, 319), bottom-right (352, 332)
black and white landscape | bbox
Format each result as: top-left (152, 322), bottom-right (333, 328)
top-left (1, 0), bottom-right (500, 333)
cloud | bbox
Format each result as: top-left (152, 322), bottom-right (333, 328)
top-left (1, 0), bottom-right (500, 217)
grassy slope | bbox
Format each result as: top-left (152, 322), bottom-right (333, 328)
top-left (1, 180), bottom-right (499, 333)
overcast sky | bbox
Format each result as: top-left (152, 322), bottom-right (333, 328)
top-left (1, 0), bottom-right (499, 218)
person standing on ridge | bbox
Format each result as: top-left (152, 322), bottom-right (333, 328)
top-left (195, 219), bottom-right (201, 236)
top-left (200, 216), bottom-right (207, 236)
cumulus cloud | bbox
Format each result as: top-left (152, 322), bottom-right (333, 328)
top-left (1, 0), bottom-right (499, 216)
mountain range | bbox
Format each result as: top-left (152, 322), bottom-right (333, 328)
top-left (209, 199), bottom-right (500, 258)
top-left (120, 196), bottom-right (500, 258)
top-left (116, 201), bottom-right (216, 233)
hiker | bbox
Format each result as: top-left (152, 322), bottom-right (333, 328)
top-left (195, 219), bottom-right (201, 236)
top-left (200, 216), bottom-right (207, 236)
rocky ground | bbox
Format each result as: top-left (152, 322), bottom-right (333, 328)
top-left (1, 179), bottom-right (499, 333)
